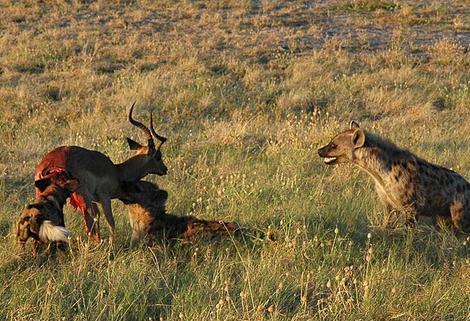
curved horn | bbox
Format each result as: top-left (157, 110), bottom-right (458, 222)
top-left (128, 102), bottom-right (154, 146)
top-left (150, 112), bottom-right (167, 148)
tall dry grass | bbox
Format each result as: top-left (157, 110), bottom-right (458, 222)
top-left (0, 1), bottom-right (469, 320)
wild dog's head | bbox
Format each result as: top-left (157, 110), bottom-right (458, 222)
top-left (318, 121), bottom-right (366, 165)
top-left (120, 180), bottom-right (168, 208)
top-left (17, 176), bottom-right (79, 248)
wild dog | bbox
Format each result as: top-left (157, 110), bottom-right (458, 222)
top-left (34, 103), bottom-right (167, 241)
top-left (17, 173), bottom-right (79, 255)
top-left (318, 121), bottom-right (470, 232)
top-left (119, 180), bottom-right (241, 246)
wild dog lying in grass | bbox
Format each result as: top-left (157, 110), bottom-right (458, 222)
top-left (318, 121), bottom-right (470, 232)
top-left (119, 180), bottom-right (242, 245)
top-left (16, 172), bottom-right (79, 255)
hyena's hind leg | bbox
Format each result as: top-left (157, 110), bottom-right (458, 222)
top-left (450, 197), bottom-right (470, 233)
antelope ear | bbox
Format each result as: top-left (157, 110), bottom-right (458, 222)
top-left (64, 178), bottom-right (80, 192)
top-left (352, 129), bottom-right (365, 148)
top-left (35, 178), bottom-right (51, 192)
top-left (350, 121), bottom-right (360, 129)
top-left (127, 138), bottom-right (143, 150)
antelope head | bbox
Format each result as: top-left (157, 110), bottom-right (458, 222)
top-left (127, 103), bottom-right (168, 176)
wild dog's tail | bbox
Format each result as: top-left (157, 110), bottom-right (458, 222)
top-left (181, 218), bottom-right (241, 239)
top-left (39, 220), bottom-right (72, 243)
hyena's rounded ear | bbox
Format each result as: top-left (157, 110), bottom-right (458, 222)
top-left (350, 120), bottom-right (360, 129)
top-left (352, 129), bottom-right (365, 148)
top-left (35, 178), bottom-right (51, 192)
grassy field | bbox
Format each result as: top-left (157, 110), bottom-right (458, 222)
top-left (0, 0), bottom-right (469, 320)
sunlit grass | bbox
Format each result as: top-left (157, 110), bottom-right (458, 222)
top-left (0, 1), bottom-right (469, 320)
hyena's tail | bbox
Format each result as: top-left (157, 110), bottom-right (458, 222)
top-left (39, 221), bottom-right (72, 243)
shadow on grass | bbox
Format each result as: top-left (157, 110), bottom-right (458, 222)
top-left (260, 210), bottom-right (468, 270)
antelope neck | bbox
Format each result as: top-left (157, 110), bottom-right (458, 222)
top-left (116, 154), bottom-right (149, 182)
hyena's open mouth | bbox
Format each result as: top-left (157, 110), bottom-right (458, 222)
top-left (323, 157), bottom-right (337, 165)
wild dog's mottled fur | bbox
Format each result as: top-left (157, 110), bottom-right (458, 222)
top-left (318, 121), bottom-right (470, 232)
top-left (119, 180), bottom-right (241, 245)
top-left (17, 173), bottom-right (78, 254)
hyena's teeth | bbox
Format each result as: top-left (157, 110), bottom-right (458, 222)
top-left (324, 157), bottom-right (337, 164)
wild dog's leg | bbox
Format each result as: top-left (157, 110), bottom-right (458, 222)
top-left (31, 241), bottom-right (38, 256)
top-left (98, 196), bottom-right (115, 241)
top-left (131, 228), bottom-right (148, 247)
top-left (130, 230), bottom-right (139, 247)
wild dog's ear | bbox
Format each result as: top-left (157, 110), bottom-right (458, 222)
top-left (26, 203), bottom-right (43, 210)
top-left (127, 138), bottom-right (144, 150)
top-left (63, 178), bottom-right (80, 192)
top-left (352, 128), bottom-right (365, 148)
top-left (35, 178), bottom-right (51, 192)
top-left (350, 121), bottom-right (360, 129)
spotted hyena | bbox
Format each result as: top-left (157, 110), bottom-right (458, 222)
top-left (318, 121), bottom-right (470, 232)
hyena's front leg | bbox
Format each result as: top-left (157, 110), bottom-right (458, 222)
top-left (403, 202), bottom-right (420, 228)
top-left (382, 205), bottom-right (400, 229)
top-left (404, 216), bottom-right (417, 228)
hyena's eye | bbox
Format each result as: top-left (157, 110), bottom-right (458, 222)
top-left (330, 143), bottom-right (337, 149)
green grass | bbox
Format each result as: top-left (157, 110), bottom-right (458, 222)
top-left (0, 1), bottom-right (469, 320)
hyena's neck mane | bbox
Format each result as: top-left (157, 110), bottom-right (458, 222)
top-left (363, 132), bottom-right (405, 156)
top-left (354, 131), bottom-right (412, 182)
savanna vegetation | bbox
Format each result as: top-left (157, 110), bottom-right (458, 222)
top-left (0, 1), bottom-right (469, 320)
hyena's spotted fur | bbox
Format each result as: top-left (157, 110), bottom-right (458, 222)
top-left (318, 121), bottom-right (470, 232)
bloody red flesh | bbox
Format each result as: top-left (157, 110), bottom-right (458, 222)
top-left (35, 146), bottom-right (91, 233)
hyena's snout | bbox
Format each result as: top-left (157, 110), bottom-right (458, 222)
top-left (317, 146), bottom-right (325, 157)
top-left (318, 143), bottom-right (333, 157)
top-left (318, 143), bottom-right (342, 165)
